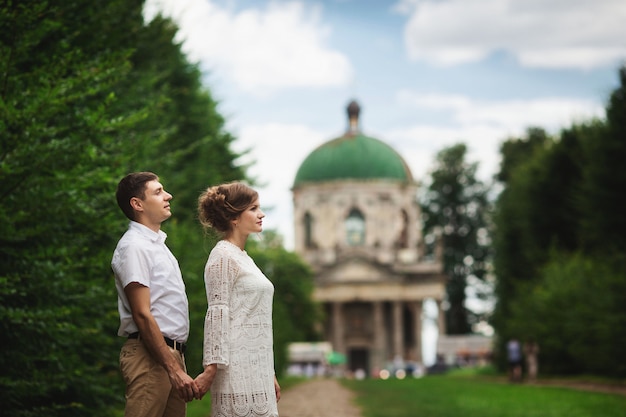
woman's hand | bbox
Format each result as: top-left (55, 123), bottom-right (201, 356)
top-left (194, 364), bottom-right (217, 400)
top-left (274, 376), bottom-right (281, 402)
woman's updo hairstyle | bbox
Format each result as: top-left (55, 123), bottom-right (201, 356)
top-left (198, 182), bottom-right (259, 233)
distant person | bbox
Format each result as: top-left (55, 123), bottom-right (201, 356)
top-left (111, 172), bottom-right (197, 417)
top-left (194, 182), bottom-right (280, 416)
top-left (507, 338), bottom-right (523, 382)
top-left (523, 339), bottom-right (540, 382)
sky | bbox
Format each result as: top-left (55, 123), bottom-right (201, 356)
top-left (144, 0), bottom-right (624, 250)
top-left (142, 0), bottom-right (625, 365)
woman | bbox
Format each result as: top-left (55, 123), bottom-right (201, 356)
top-left (523, 339), bottom-right (540, 382)
top-left (194, 182), bottom-right (280, 417)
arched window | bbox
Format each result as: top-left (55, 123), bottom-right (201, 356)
top-left (304, 212), bottom-right (314, 248)
top-left (397, 209), bottom-right (409, 248)
top-left (345, 208), bottom-right (365, 246)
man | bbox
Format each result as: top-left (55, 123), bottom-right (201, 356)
top-left (112, 172), bottom-right (198, 417)
top-left (507, 337), bottom-right (523, 382)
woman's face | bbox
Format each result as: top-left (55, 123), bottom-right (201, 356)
top-left (236, 197), bottom-right (264, 234)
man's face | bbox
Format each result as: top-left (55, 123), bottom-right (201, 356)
top-left (134, 180), bottom-right (173, 227)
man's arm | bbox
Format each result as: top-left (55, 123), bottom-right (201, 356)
top-left (125, 282), bottom-right (198, 402)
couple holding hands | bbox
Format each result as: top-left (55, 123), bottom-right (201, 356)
top-left (111, 172), bottom-right (280, 417)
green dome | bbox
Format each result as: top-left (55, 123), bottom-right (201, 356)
top-left (293, 132), bottom-right (413, 187)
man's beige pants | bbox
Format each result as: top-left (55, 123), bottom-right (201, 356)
top-left (120, 338), bottom-right (187, 417)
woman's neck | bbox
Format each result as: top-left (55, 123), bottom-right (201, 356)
top-left (225, 232), bottom-right (247, 250)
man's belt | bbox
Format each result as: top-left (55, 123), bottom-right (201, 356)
top-left (128, 332), bottom-right (187, 354)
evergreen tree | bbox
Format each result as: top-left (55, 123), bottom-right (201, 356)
top-left (579, 66), bottom-right (626, 253)
top-left (420, 144), bottom-right (491, 334)
top-left (128, 14), bottom-right (247, 223)
top-left (491, 126), bottom-right (588, 361)
top-left (491, 65), bottom-right (626, 376)
top-left (1, 1), bottom-right (149, 415)
top-left (492, 127), bottom-right (583, 313)
top-left (0, 1), bottom-right (249, 415)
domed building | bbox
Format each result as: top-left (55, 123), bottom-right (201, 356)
top-left (292, 100), bottom-right (447, 375)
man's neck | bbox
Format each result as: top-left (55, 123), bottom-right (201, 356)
top-left (134, 219), bottom-right (161, 234)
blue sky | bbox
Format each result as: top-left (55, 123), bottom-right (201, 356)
top-left (144, 0), bottom-right (625, 250)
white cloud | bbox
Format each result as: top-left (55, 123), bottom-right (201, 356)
top-left (386, 124), bottom-right (506, 183)
top-left (389, 90), bottom-right (605, 181)
top-left (231, 123), bottom-right (329, 248)
top-left (144, 0), bottom-right (353, 95)
top-left (397, 0), bottom-right (626, 69)
top-left (397, 90), bottom-right (604, 128)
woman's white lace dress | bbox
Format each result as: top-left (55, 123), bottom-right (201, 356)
top-left (203, 240), bottom-right (278, 417)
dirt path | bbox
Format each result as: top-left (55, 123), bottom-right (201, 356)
top-left (278, 378), bottom-right (363, 417)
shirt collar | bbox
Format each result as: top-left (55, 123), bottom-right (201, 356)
top-left (129, 221), bottom-right (167, 244)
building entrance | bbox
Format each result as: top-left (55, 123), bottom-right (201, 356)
top-left (349, 348), bottom-right (369, 376)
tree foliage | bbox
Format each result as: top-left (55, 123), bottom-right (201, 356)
top-left (1, 1), bottom-right (147, 416)
top-left (420, 143), bottom-right (492, 334)
top-left (491, 66), bottom-right (626, 377)
top-left (491, 126), bottom-right (583, 329)
top-left (126, 14), bottom-right (246, 223)
top-left (578, 66), bottom-right (626, 253)
top-left (0, 0), bottom-right (249, 415)
top-left (507, 253), bottom-right (626, 376)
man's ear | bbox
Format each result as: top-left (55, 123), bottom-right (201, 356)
top-left (130, 197), bottom-right (143, 213)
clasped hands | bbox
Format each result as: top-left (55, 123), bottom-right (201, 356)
top-left (170, 365), bottom-right (215, 402)
top-left (177, 365), bottom-right (280, 403)
top-left (192, 365), bottom-right (216, 400)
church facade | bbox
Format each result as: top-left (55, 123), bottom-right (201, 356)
top-left (292, 100), bottom-right (447, 376)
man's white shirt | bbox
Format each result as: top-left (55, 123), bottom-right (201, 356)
top-left (112, 221), bottom-right (189, 342)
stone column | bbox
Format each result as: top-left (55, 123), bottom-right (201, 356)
top-left (392, 300), bottom-right (403, 359)
top-left (332, 302), bottom-right (345, 354)
top-left (413, 300), bottom-right (423, 364)
top-left (372, 301), bottom-right (385, 375)
top-left (437, 300), bottom-right (446, 336)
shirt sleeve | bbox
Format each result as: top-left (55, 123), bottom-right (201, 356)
top-left (112, 242), bottom-right (152, 289)
top-left (203, 249), bottom-right (238, 367)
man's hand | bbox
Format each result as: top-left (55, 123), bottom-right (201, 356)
top-left (169, 368), bottom-right (199, 402)
top-left (124, 282), bottom-right (198, 402)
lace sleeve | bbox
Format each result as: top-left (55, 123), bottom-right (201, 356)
top-left (202, 249), bottom-right (239, 367)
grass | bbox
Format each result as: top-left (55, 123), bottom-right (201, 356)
top-left (343, 369), bottom-right (626, 417)
top-left (165, 370), bottom-right (626, 417)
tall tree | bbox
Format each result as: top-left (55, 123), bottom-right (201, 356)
top-left (491, 126), bottom-right (583, 334)
top-left (491, 66), bottom-right (626, 376)
top-left (491, 127), bottom-right (583, 362)
top-left (1, 1), bottom-right (149, 416)
top-left (579, 66), bottom-right (626, 253)
top-left (128, 14), bottom-right (247, 223)
top-left (0, 1), bottom-right (249, 415)
top-left (420, 144), bottom-right (491, 334)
